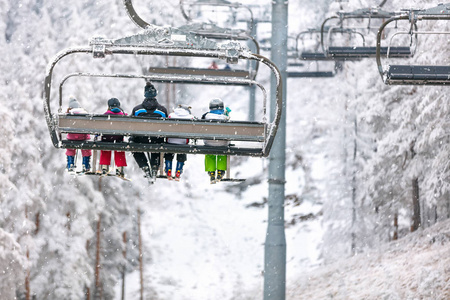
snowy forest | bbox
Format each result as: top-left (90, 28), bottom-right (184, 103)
top-left (0, 0), bottom-right (449, 299)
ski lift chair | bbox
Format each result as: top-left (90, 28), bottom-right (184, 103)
top-left (289, 29), bottom-right (340, 77)
top-left (320, 7), bottom-right (414, 59)
top-left (43, 24), bottom-right (282, 159)
top-left (376, 3), bottom-right (450, 85)
top-left (179, 0), bottom-right (254, 34)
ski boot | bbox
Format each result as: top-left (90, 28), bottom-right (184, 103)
top-left (82, 156), bottom-right (91, 173)
top-left (208, 171), bottom-right (216, 184)
top-left (165, 160), bottom-right (173, 180)
top-left (174, 161), bottom-right (184, 181)
top-left (100, 165), bottom-right (109, 175)
top-left (116, 166), bottom-right (125, 177)
top-left (217, 170), bottom-right (225, 182)
top-left (66, 156), bottom-right (75, 172)
top-left (142, 166), bottom-right (154, 184)
top-left (151, 165), bottom-right (159, 182)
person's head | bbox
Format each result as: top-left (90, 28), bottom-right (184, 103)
top-left (177, 104), bottom-right (192, 114)
top-left (108, 98), bottom-right (121, 113)
top-left (144, 82), bottom-right (158, 98)
top-left (68, 96), bottom-right (81, 109)
top-left (209, 98), bottom-right (224, 111)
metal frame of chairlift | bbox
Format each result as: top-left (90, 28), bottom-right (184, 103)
top-left (151, 23), bottom-right (261, 80)
top-left (320, 7), bottom-right (414, 59)
top-left (297, 28), bottom-right (337, 61)
top-left (43, 24), bottom-right (282, 158)
top-left (376, 3), bottom-right (450, 85)
top-left (179, 0), bottom-right (254, 31)
top-left (287, 29), bottom-right (340, 78)
top-left (125, 0), bottom-right (259, 80)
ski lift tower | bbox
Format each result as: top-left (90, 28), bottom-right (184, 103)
top-left (264, 0), bottom-right (287, 299)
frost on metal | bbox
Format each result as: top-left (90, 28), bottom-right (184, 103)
top-left (88, 23), bottom-right (252, 53)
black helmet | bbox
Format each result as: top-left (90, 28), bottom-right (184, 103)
top-left (108, 98), bottom-right (120, 108)
top-left (209, 98), bottom-right (224, 110)
top-left (144, 82), bottom-right (158, 98)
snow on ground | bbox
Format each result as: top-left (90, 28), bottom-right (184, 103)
top-left (286, 219), bottom-right (450, 300)
top-left (120, 151), bottom-right (324, 299)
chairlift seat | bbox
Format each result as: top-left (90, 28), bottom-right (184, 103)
top-left (58, 114), bottom-right (265, 142)
top-left (287, 71), bottom-right (334, 78)
top-left (288, 62), bottom-right (305, 67)
top-left (328, 47), bottom-right (411, 58)
top-left (386, 65), bottom-right (450, 85)
top-left (300, 52), bottom-right (331, 60)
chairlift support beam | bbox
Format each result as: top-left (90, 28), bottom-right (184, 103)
top-left (376, 3), bottom-right (450, 85)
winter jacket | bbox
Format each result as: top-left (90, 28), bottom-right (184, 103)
top-left (201, 109), bottom-right (230, 147)
top-left (167, 107), bottom-right (195, 145)
top-left (66, 107), bottom-right (90, 141)
top-left (101, 109), bottom-right (127, 142)
top-left (132, 97), bottom-right (168, 118)
top-left (131, 97), bottom-right (168, 143)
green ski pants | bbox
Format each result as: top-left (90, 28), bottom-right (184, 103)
top-left (205, 155), bottom-right (227, 172)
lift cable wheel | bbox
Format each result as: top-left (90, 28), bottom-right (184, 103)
top-left (376, 3), bottom-right (450, 85)
top-left (43, 25), bottom-right (282, 158)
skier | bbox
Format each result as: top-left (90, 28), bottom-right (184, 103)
top-left (131, 82), bottom-right (168, 182)
top-left (98, 98), bottom-right (128, 177)
top-left (208, 60), bottom-right (219, 70)
top-left (65, 97), bottom-right (92, 172)
top-left (164, 104), bottom-right (195, 181)
top-left (201, 98), bottom-right (230, 183)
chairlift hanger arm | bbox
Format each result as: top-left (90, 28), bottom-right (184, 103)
top-left (123, 0), bottom-right (150, 29)
top-left (320, 16), bottom-right (339, 53)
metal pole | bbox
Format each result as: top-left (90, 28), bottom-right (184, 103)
top-left (248, 21), bottom-right (257, 121)
top-left (264, 0), bottom-right (287, 299)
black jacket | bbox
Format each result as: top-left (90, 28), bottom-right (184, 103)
top-left (132, 97), bottom-right (168, 118)
top-left (131, 98), bottom-right (168, 143)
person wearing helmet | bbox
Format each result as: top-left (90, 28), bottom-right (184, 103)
top-left (164, 104), bottom-right (195, 181)
top-left (98, 98), bottom-right (128, 177)
top-left (131, 82), bottom-right (168, 182)
top-left (65, 96), bottom-right (92, 172)
top-left (201, 98), bottom-right (231, 183)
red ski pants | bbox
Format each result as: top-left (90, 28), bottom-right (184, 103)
top-left (99, 150), bottom-right (127, 167)
top-left (66, 149), bottom-right (91, 157)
